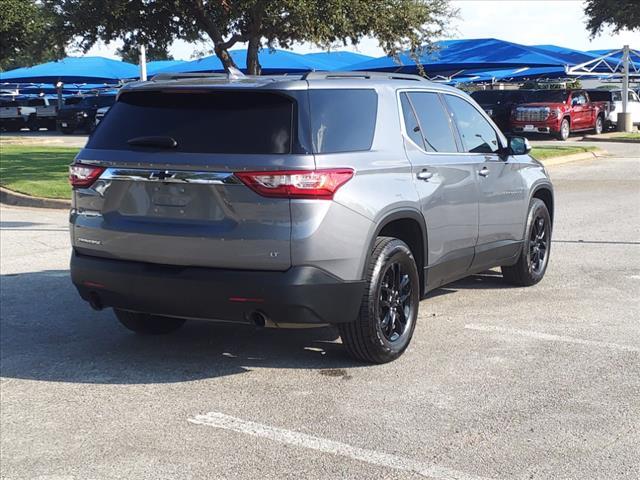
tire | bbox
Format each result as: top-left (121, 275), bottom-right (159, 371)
top-left (338, 237), bottom-right (420, 364)
top-left (593, 115), bottom-right (603, 135)
top-left (556, 118), bottom-right (570, 140)
top-left (501, 198), bottom-right (551, 286)
top-left (27, 115), bottom-right (39, 132)
top-left (114, 308), bottom-right (186, 335)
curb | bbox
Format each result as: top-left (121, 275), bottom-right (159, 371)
top-left (0, 186), bottom-right (71, 209)
top-left (582, 135), bottom-right (640, 144)
top-left (537, 149), bottom-right (606, 167)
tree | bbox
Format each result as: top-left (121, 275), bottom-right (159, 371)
top-left (0, 0), bottom-right (66, 71)
top-left (45, 0), bottom-right (456, 75)
top-left (584, 0), bottom-right (640, 37)
top-left (116, 44), bottom-right (174, 64)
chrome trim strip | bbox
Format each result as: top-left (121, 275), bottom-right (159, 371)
top-left (100, 168), bottom-right (240, 185)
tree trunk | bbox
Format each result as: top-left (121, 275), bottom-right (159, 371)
top-left (246, 37), bottom-right (261, 75)
top-left (214, 46), bottom-right (238, 73)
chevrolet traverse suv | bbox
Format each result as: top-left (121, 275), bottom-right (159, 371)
top-left (69, 72), bottom-right (554, 363)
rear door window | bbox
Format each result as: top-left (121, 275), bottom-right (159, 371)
top-left (399, 93), bottom-right (424, 149)
top-left (87, 91), bottom-right (294, 154)
top-left (444, 94), bottom-right (500, 154)
top-left (308, 89), bottom-right (377, 153)
top-left (406, 91), bottom-right (458, 153)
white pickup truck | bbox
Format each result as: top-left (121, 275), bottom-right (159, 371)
top-left (0, 97), bottom-right (36, 132)
top-left (24, 96), bottom-right (59, 130)
top-left (586, 89), bottom-right (640, 128)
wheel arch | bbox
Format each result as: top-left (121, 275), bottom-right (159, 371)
top-left (366, 209), bottom-right (428, 295)
top-left (531, 185), bottom-right (554, 225)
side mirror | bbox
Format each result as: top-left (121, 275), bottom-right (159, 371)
top-left (508, 136), bottom-right (531, 156)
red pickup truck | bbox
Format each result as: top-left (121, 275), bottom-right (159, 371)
top-left (510, 89), bottom-right (608, 140)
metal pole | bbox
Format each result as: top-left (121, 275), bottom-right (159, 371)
top-left (622, 45), bottom-right (629, 114)
top-left (617, 45), bottom-right (633, 132)
top-left (56, 81), bottom-right (63, 110)
top-left (139, 45), bottom-right (147, 81)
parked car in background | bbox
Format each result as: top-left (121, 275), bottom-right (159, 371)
top-left (510, 89), bottom-right (608, 140)
top-left (69, 72), bottom-right (554, 363)
top-left (586, 89), bottom-right (640, 128)
top-left (57, 93), bottom-right (117, 134)
top-left (22, 96), bottom-right (59, 131)
top-left (0, 96), bottom-right (36, 132)
top-left (93, 106), bottom-right (111, 130)
top-left (470, 89), bottom-right (531, 133)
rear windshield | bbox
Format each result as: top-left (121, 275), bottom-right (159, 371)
top-left (64, 97), bottom-right (83, 105)
top-left (308, 89), bottom-right (377, 153)
top-left (87, 91), bottom-right (294, 154)
top-left (76, 95), bottom-right (116, 108)
top-left (470, 90), bottom-right (526, 104)
top-left (587, 90), bottom-right (620, 102)
top-left (25, 98), bottom-right (46, 106)
top-left (523, 90), bottom-right (569, 103)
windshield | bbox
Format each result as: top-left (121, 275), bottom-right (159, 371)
top-left (471, 90), bottom-right (526, 104)
top-left (64, 97), bottom-right (83, 106)
top-left (76, 96), bottom-right (116, 108)
top-left (523, 90), bottom-right (569, 103)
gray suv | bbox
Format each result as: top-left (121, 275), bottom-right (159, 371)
top-left (69, 72), bottom-right (553, 363)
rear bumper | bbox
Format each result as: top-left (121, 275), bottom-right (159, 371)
top-left (70, 251), bottom-right (365, 325)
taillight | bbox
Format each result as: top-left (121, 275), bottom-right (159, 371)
top-left (68, 163), bottom-right (105, 188)
top-left (235, 169), bottom-right (354, 199)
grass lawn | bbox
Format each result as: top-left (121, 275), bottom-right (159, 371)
top-left (531, 145), bottom-right (598, 160)
top-left (614, 132), bottom-right (640, 141)
top-left (0, 145), bottom-right (79, 199)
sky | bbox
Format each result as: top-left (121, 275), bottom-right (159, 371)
top-left (84, 0), bottom-right (639, 61)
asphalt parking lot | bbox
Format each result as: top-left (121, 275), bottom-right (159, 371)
top-left (1, 142), bottom-right (639, 479)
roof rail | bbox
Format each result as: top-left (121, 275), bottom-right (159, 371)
top-left (302, 71), bottom-right (428, 82)
top-left (150, 72), bottom-right (229, 81)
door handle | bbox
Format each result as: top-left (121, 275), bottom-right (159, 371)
top-left (478, 167), bottom-right (490, 177)
top-left (416, 169), bottom-right (433, 181)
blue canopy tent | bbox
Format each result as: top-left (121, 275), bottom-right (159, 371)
top-left (155, 49), bottom-right (329, 75)
top-left (0, 56), bottom-right (138, 83)
top-left (146, 60), bottom-right (186, 76)
top-left (528, 45), bottom-right (598, 65)
top-left (345, 38), bottom-right (574, 74)
top-left (448, 66), bottom-right (569, 84)
top-left (304, 51), bottom-right (373, 69)
top-left (0, 82), bottom-right (118, 95)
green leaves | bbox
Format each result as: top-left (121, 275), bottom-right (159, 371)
top-left (35, 0), bottom-right (456, 74)
top-left (0, 0), bottom-right (65, 71)
top-left (584, 0), bottom-right (639, 37)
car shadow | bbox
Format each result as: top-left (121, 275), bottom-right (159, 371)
top-left (426, 269), bottom-right (516, 299)
top-left (0, 270), bottom-right (360, 385)
top-left (1, 268), bottom-right (518, 385)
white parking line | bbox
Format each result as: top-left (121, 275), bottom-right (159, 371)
top-left (465, 324), bottom-right (640, 353)
top-left (188, 411), bottom-right (495, 480)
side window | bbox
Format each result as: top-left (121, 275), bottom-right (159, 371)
top-left (444, 95), bottom-right (500, 154)
top-left (399, 93), bottom-right (424, 149)
top-left (572, 93), bottom-right (586, 106)
top-left (308, 89), bottom-right (377, 153)
top-left (629, 92), bottom-right (639, 102)
top-left (406, 92), bottom-right (458, 152)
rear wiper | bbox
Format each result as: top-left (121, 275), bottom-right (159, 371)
top-left (127, 136), bottom-right (178, 149)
